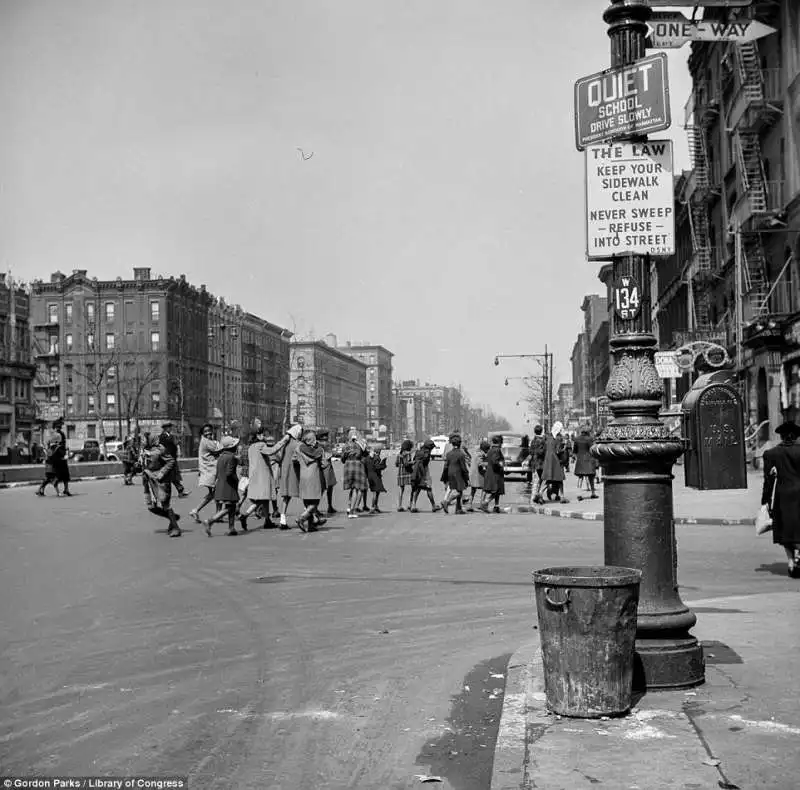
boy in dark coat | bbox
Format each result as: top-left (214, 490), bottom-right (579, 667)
top-left (440, 435), bottom-right (470, 514)
top-left (365, 447), bottom-right (387, 513)
top-left (480, 435), bottom-right (506, 513)
top-left (204, 435), bottom-right (241, 536)
top-left (143, 439), bottom-right (182, 537)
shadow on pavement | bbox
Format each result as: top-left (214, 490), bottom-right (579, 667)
top-left (415, 652), bottom-right (512, 790)
top-left (754, 561), bottom-right (791, 577)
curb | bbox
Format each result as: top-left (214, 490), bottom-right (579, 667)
top-left (0, 469), bottom-right (199, 491)
top-left (514, 504), bottom-right (755, 526)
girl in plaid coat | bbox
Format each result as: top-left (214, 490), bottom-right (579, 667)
top-left (342, 438), bottom-right (368, 518)
top-left (395, 439), bottom-right (415, 511)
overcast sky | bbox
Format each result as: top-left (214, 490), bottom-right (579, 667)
top-left (0, 0), bottom-right (692, 430)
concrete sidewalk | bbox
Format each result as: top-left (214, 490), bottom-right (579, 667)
top-left (512, 469), bottom-right (764, 525)
top-left (491, 590), bottom-right (800, 790)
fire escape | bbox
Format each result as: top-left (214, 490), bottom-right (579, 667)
top-left (684, 77), bottom-right (720, 341)
top-left (32, 320), bottom-right (61, 418)
top-left (728, 40), bottom-right (785, 322)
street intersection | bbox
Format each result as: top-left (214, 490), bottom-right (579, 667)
top-left (0, 468), bottom-right (793, 789)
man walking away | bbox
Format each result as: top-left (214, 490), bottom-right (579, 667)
top-left (529, 425), bottom-right (547, 505)
top-left (36, 420), bottom-right (68, 497)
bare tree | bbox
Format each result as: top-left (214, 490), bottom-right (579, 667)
top-left (72, 346), bottom-right (122, 445)
top-left (120, 358), bottom-right (161, 433)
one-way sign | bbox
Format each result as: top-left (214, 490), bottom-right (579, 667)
top-left (648, 12), bottom-right (776, 48)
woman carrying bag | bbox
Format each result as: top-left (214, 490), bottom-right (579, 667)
top-left (761, 421), bottom-right (800, 578)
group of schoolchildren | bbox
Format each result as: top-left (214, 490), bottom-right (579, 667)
top-left (392, 433), bottom-right (508, 515)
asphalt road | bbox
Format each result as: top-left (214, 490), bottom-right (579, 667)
top-left (0, 463), bottom-right (791, 790)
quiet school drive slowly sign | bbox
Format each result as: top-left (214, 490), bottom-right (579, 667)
top-left (585, 139), bottom-right (675, 260)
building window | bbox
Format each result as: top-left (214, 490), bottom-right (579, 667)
top-left (48, 334), bottom-right (58, 355)
top-left (66, 394), bottom-right (74, 414)
top-left (0, 377), bottom-right (8, 399)
top-left (66, 367), bottom-right (73, 386)
top-left (86, 364), bottom-right (95, 382)
top-left (65, 303), bottom-right (73, 323)
top-left (106, 393), bottom-right (116, 413)
top-left (86, 303), bottom-right (95, 324)
top-left (107, 365), bottom-right (116, 379)
top-left (65, 333), bottom-right (73, 351)
top-left (49, 365), bottom-right (58, 383)
top-left (105, 303), bottom-right (115, 322)
top-left (87, 424), bottom-right (96, 439)
top-left (88, 394), bottom-right (95, 411)
top-left (150, 301), bottom-right (160, 321)
top-left (105, 333), bottom-right (115, 350)
top-left (87, 333), bottom-right (95, 351)
top-left (48, 304), bottom-right (58, 323)
top-left (151, 391), bottom-right (161, 411)
top-left (151, 331), bottom-right (160, 351)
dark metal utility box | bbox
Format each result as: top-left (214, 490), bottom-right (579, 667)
top-left (682, 374), bottom-right (747, 490)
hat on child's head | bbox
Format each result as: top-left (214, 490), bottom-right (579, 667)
top-left (775, 421), bottom-right (800, 439)
top-left (221, 435), bottom-right (239, 450)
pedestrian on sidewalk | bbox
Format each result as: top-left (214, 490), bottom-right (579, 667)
top-left (441, 434), bottom-right (470, 514)
top-left (761, 420), bottom-right (800, 578)
top-left (465, 438), bottom-right (489, 512)
top-left (409, 439), bottom-right (441, 513)
top-left (480, 434), bottom-right (505, 513)
top-left (292, 430), bottom-right (325, 532)
top-left (238, 428), bottom-right (290, 530)
top-left (277, 424), bottom-right (303, 528)
top-left (573, 426), bottom-right (599, 499)
top-left (36, 419), bottom-right (69, 497)
top-left (142, 438), bottom-right (182, 537)
top-left (542, 421), bottom-right (566, 503)
top-left (203, 435), bottom-right (241, 537)
top-left (517, 434), bottom-right (531, 486)
top-left (365, 446), bottom-right (387, 513)
top-left (342, 435), bottom-right (369, 518)
top-left (395, 439), bottom-right (415, 511)
top-left (529, 425), bottom-right (547, 504)
top-left (189, 424), bottom-right (220, 523)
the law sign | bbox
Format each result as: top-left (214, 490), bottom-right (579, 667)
top-left (574, 53), bottom-right (670, 150)
top-left (585, 139), bottom-right (675, 260)
top-left (648, 12), bottom-right (775, 49)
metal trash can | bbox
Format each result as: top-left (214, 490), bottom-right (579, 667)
top-left (533, 566), bottom-right (642, 718)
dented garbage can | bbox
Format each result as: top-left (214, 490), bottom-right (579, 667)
top-left (533, 566), bottom-right (642, 718)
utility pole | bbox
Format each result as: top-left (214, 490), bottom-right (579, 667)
top-left (591, 0), bottom-right (703, 690)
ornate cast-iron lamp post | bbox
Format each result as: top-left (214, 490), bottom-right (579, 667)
top-left (590, 0), bottom-right (704, 690)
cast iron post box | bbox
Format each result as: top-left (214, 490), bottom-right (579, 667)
top-left (681, 374), bottom-right (747, 490)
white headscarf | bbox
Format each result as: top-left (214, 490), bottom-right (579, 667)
top-left (551, 421), bottom-right (564, 438)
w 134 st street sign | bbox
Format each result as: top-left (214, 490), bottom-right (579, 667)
top-left (648, 12), bottom-right (775, 48)
top-left (585, 139), bottom-right (675, 260)
top-left (574, 53), bottom-right (670, 150)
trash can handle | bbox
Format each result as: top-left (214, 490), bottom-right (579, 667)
top-left (544, 587), bottom-right (571, 609)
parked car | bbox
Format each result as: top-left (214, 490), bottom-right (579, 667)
top-left (429, 435), bottom-right (449, 460)
top-left (487, 431), bottom-right (527, 480)
top-left (70, 440), bottom-right (120, 463)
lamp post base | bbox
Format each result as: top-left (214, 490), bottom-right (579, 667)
top-left (634, 637), bottom-right (705, 691)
